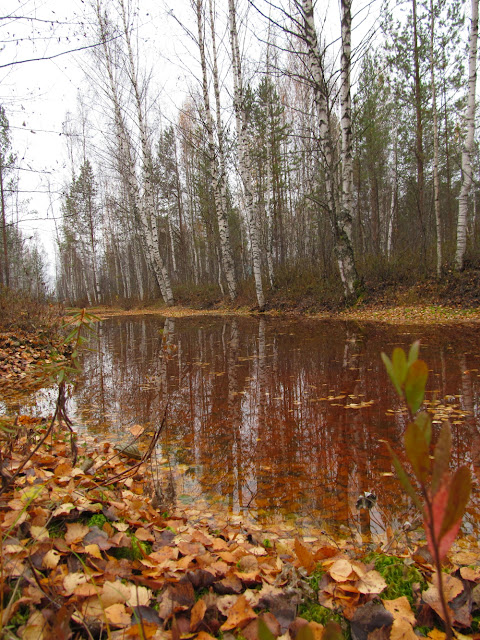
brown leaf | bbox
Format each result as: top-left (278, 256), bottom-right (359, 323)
top-left (129, 424), bottom-right (145, 437)
top-left (105, 603), bottom-right (131, 627)
top-left (294, 538), bottom-right (316, 575)
top-left (65, 522), bottom-right (90, 546)
top-left (220, 594), bottom-right (258, 631)
top-left (190, 599), bottom-right (207, 631)
top-left (84, 543), bottom-right (103, 559)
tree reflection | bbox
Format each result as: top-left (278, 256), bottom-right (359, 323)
top-left (68, 316), bottom-right (480, 537)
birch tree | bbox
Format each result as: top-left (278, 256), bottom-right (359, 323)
top-left (195, 0), bottom-right (237, 301)
top-left (456, 0), bottom-right (479, 270)
top-left (301, 0), bottom-right (358, 297)
top-left (228, 0), bottom-right (265, 310)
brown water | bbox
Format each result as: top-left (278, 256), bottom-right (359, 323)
top-left (5, 315), bottom-right (480, 541)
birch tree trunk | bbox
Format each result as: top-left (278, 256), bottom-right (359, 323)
top-left (228, 0), bottom-right (265, 310)
top-left (430, 0), bottom-right (442, 277)
top-left (196, 0), bottom-right (237, 301)
top-left (340, 0), bottom-right (354, 248)
top-left (302, 0), bottom-right (358, 297)
top-left (118, 0), bottom-right (174, 304)
top-left (456, 0), bottom-right (479, 270)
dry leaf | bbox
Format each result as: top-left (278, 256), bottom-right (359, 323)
top-left (190, 599), bottom-right (207, 631)
top-left (64, 572), bottom-right (87, 596)
top-left (357, 570), bottom-right (387, 595)
top-left (220, 594), bottom-right (257, 631)
top-left (328, 558), bottom-right (354, 582)
top-left (427, 630), bottom-right (446, 640)
top-left (42, 549), bottom-right (60, 569)
top-left (294, 538), bottom-right (316, 574)
top-left (105, 603), bottom-right (131, 627)
top-left (65, 522), bottom-right (90, 545)
top-left (129, 424), bottom-right (145, 437)
top-left (84, 543), bottom-right (103, 559)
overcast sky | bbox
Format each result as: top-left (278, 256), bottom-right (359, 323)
top-left (1, 0), bottom-right (378, 277)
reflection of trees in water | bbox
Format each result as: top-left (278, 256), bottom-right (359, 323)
top-left (71, 317), bottom-right (480, 534)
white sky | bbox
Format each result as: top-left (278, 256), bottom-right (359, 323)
top-left (1, 0), bottom-right (379, 278)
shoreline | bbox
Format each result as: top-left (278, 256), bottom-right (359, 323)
top-left (89, 303), bottom-right (480, 325)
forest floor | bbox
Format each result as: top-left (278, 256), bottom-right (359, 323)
top-left (1, 414), bottom-right (480, 640)
top-left (2, 282), bottom-right (480, 638)
top-left (91, 268), bottom-right (480, 325)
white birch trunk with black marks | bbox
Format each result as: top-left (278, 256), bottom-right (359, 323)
top-left (456, 0), bottom-right (479, 270)
top-left (302, 0), bottom-right (358, 298)
top-left (228, 0), bottom-right (265, 310)
top-left (430, 0), bottom-right (442, 277)
top-left (196, 0), bottom-right (237, 301)
top-left (118, 0), bottom-right (174, 304)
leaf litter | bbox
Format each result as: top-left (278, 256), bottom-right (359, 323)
top-left (1, 416), bottom-right (480, 639)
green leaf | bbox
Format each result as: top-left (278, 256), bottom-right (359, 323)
top-left (386, 444), bottom-right (423, 510)
top-left (415, 411), bottom-right (432, 446)
top-left (258, 619), bottom-right (276, 640)
top-left (407, 341), bottom-right (420, 368)
top-left (404, 421), bottom-right (430, 482)
top-left (381, 352), bottom-right (402, 395)
top-left (440, 466), bottom-right (471, 539)
top-left (404, 360), bottom-right (428, 413)
top-left (432, 422), bottom-right (452, 494)
top-left (392, 347), bottom-right (408, 388)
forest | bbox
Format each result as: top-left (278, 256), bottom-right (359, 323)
top-left (1, 0), bottom-right (479, 310)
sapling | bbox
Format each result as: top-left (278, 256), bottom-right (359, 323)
top-left (382, 341), bottom-right (471, 640)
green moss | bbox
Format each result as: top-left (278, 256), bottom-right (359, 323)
top-left (9, 604), bottom-right (30, 628)
top-left (307, 566), bottom-right (326, 592)
top-left (298, 603), bottom-right (350, 639)
top-left (110, 534), bottom-right (152, 561)
top-left (88, 513), bottom-right (107, 528)
top-left (415, 626), bottom-right (432, 637)
top-left (366, 554), bottom-right (425, 604)
top-left (263, 539), bottom-right (272, 548)
top-left (47, 519), bottom-right (66, 538)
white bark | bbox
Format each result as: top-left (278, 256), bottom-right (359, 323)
top-left (119, 0), bottom-right (174, 304)
top-left (196, 0), bottom-right (237, 301)
top-left (456, 0), bottom-right (479, 270)
top-left (228, 0), bottom-right (265, 310)
top-left (430, 0), bottom-right (442, 277)
top-left (301, 0), bottom-right (358, 297)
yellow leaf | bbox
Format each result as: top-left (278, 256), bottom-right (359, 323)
top-left (328, 558), bottom-right (354, 582)
top-left (42, 549), bottom-right (60, 569)
top-left (356, 570), bottom-right (387, 595)
top-left (85, 544), bottom-right (102, 559)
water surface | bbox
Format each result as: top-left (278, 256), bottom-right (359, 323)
top-left (4, 315), bottom-right (480, 541)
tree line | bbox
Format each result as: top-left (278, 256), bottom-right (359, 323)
top-left (2, 0), bottom-right (479, 308)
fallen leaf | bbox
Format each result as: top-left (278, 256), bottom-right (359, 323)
top-left (190, 599), bottom-right (207, 631)
top-left (84, 543), bottom-right (103, 559)
top-left (42, 549), bottom-right (60, 569)
top-left (294, 538), bottom-right (316, 575)
top-left (220, 595), bottom-right (258, 631)
top-left (357, 570), bottom-right (387, 595)
top-left (105, 603), bottom-right (131, 627)
top-left (328, 558), bottom-right (354, 582)
top-left (65, 522), bottom-right (90, 545)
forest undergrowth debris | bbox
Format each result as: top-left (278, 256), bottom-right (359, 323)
top-left (0, 414), bottom-right (480, 640)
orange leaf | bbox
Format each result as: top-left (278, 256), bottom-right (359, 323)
top-left (294, 538), bottom-right (316, 575)
top-left (220, 595), bottom-right (257, 631)
top-left (190, 599), bottom-right (207, 631)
